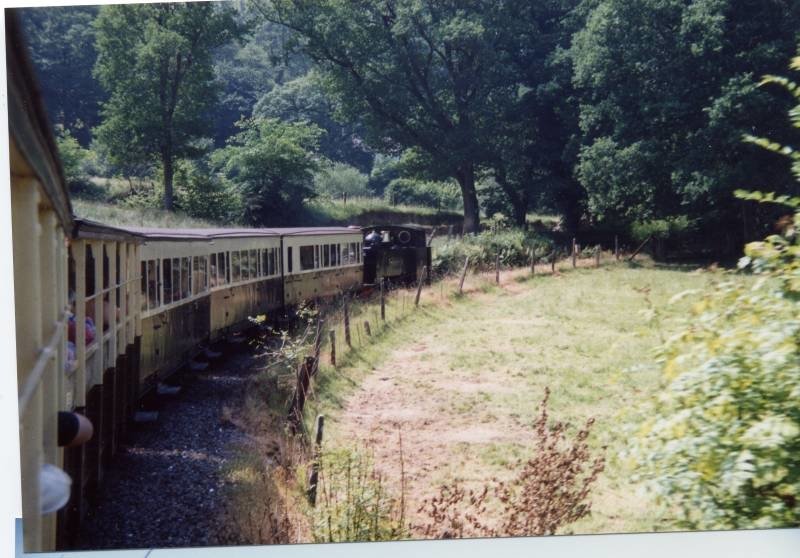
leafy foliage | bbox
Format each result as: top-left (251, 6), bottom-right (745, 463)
top-left (173, 160), bottom-right (242, 223)
top-left (627, 58), bottom-right (800, 526)
top-left (213, 118), bottom-right (323, 226)
top-left (432, 230), bottom-right (553, 276)
top-left (571, 0), bottom-right (800, 249)
top-left (55, 127), bottom-right (89, 187)
top-left (312, 162), bottom-right (370, 199)
top-left (93, 2), bottom-right (242, 209)
top-left (384, 178), bottom-right (461, 211)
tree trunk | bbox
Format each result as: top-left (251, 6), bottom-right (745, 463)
top-left (494, 165), bottom-right (528, 228)
top-left (455, 164), bottom-right (480, 234)
top-left (162, 145), bottom-right (174, 211)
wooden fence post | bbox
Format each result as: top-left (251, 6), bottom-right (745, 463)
top-left (530, 248), bottom-right (535, 275)
top-left (615, 235), bottom-right (620, 261)
top-left (312, 319), bottom-right (324, 375)
top-left (329, 330), bottom-right (336, 366)
top-left (415, 265), bottom-right (427, 307)
top-left (364, 320), bottom-right (371, 336)
top-left (595, 245), bottom-right (601, 267)
top-left (572, 238), bottom-right (577, 268)
top-left (287, 356), bottom-right (315, 434)
top-left (459, 256), bottom-right (470, 294)
top-left (380, 281), bottom-right (386, 321)
top-left (628, 236), bottom-right (652, 262)
top-left (343, 192), bottom-right (347, 205)
top-left (307, 414), bottom-right (325, 506)
top-left (551, 251), bottom-right (556, 273)
top-left (495, 252), bottom-right (500, 284)
top-left (343, 298), bottom-right (351, 348)
top-left (447, 225), bottom-right (453, 240)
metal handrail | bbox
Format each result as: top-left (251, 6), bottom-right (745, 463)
top-left (18, 310), bottom-right (69, 418)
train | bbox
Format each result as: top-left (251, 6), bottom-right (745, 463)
top-left (7, 12), bottom-right (430, 553)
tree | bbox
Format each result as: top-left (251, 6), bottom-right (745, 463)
top-left (93, 2), bottom-right (242, 210)
top-left (213, 17), bottom-right (311, 146)
top-left (212, 118), bottom-right (323, 226)
top-left (254, 71), bottom-right (373, 172)
top-left (258, 0), bottom-right (531, 233)
top-left (19, 6), bottom-right (103, 145)
top-left (570, 0), bottom-right (800, 250)
top-left (627, 50), bottom-right (800, 532)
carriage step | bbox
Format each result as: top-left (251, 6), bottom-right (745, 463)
top-left (189, 360), bottom-right (209, 371)
top-left (204, 348), bottom-right (222, 359)
top-left (157, 383), bottom-right (181, 396)
top-left (134, 411), bottom-right (159, 423)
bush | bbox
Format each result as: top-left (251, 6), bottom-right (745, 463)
top-left (626, 198), bottom-right (800, 529)
top-left (174, 160), bottom-right (242, 223)
top-left (313, 162), bottom-right (370, 199)
top-left (416, 388), bottom-right (605, 538)
top-left (385, 178), bottom-right (461, 210)
top-left (55, 127), bottom-right (89, 186)
top-left (432, 230), bottom-right (553, 276)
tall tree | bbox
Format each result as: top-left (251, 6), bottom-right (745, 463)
top-left (93, 2), bottom-right (242, 210)
top-left (258, 0), bottom-right (526, 233)
top-left (254, 71), bottom-right (374, 172)
top-left (571, 0), bottom-right (800, 249)
top-left (19, 6), bottom-right (103, 145)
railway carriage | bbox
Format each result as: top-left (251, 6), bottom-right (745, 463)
top-left (280, 227), bottom-right (364, 305)
top-left (124, 227), bottom-right (283, 390)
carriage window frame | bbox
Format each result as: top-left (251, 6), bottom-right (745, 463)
top-left (300, 245), bottom-right (315, 271)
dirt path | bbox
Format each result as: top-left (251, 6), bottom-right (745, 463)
top-left (334, 274), bottom-right (539, 530)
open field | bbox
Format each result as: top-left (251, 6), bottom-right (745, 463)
top-left (306, 259), bottom-right (738, 536)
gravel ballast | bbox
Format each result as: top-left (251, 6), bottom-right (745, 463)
top-left (76, 344), bottom-right (259, 550)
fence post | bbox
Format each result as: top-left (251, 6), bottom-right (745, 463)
top-left (595, 245), bottom-right (601, 267)
top-left (415, 265), bottom-right (427, 307)
top-left (459, 256), bottom-right (470, 294)
top-left (287, 356), bottom-right (315, 435)
top-left (312, 318), bottom-right (324, 376)
top-left (615, 235), bottom-right (620, 261)
top-left (530, 247), bottom-right (535, 275)
top-left (307, 414), bottom-right (325, 506)
top-left (364, 320), bottom-right (371, 337)
top-left (380, 281), bottom-right (386, 321)
top-left (572, 238), bottom-right (577, 268)
top-left (551, 251), bottom-right (556, 273)
top-left (343, 192), bottom-right (347, 205)
top-left (343, 298), bottom-right (351, 348)
top-left (448, 225), bottom-right (453, 240)
top-left (495, 252), bottom-right (500, 284)
top-left (329, 330), bottom-right (336, 366)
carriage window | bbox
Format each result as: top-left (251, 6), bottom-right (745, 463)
top-left (322, 244), bottom-right (330, 267)
top-left (210, 253), bottom-right (217, 287)
top-left (141, 262), bottom-right (147, 312)
top-left (218, 252), bottom-right (227, 285)
top-left (300, 245), bottom-right (315, 270)
top-left (193, 256), bottom-right (207, 294)
top-left (313, 245), bottom-right (319, 268)
top-left (336, 244), bottom-right (341, 266)
top-left (232, 251), bottom-right (241, 282)
top-left (270, 247), bottom-right (277, 275)
top-left (250, 249), bottom-right (258, 278)
top-left (150, 260), bottom-right (160, 308)
top-left (163, 258), bottom-right (173, 304)
top-left (242, 250), bottom-right (250, 280)
top-left (356, 242), bottom-right (361, 263)
top-left (287, 247), bottom-right (293, 273)
top-left (179, 257), bottom-right (189, 299)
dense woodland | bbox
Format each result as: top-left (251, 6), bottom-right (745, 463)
top-left (19, 0), bottom-right (800, 253)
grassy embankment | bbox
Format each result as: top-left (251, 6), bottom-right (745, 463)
top-left (71, 178), bottom-right (462, 229)
top-left (297, 257), bottom-right (739, 536)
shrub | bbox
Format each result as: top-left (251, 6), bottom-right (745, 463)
top-left (313, 162), bottom-right (370, 199)
top-left (416, 388), bottom-right (605, 538)
top-left (626, 199), bottom-right (799, 529)
top-left (432, 230), bottom-right (553, 276)
top-left (173, 160), bottom-right (242, 223)
top-left (310, 447), bottom-right (407, 542)
top-left (55, 126), bottom-right (89, 187)
top-left (385, 178), bottom-right (461, 210)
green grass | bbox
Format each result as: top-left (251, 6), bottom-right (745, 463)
top-left (303, 260), bottom-right (739, 536)
top-left (305, 197), bottom-right (462, 226)
top-left (72, 199), bottom-right (226, 228)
